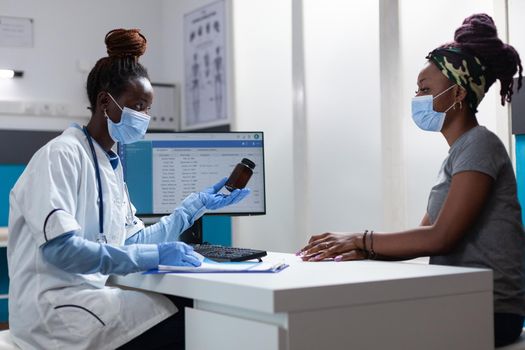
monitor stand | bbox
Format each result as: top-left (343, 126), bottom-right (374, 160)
top-left (179, 218), bottom-right (203, 244)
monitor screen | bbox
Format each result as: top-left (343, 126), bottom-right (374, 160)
top-left (119, 132), bottom-right (265, 216)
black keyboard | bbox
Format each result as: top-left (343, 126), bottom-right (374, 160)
top-left (191, 244), bottom-right (267, 262)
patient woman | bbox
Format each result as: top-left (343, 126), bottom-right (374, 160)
top-left (298, 13), bottom-right (524, 348)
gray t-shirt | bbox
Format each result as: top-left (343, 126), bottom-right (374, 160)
top-left (428, 126), bottom-right (525, 315)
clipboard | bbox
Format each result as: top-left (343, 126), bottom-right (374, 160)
top-left (146, 254), bottom-right (288, 274)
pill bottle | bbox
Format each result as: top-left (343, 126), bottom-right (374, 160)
top-left (225, 158), bottom-right (256, 192)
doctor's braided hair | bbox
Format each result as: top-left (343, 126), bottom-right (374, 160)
top-left (86, 28), bottom-right (149, 111)
top-left (450, 13), bottom-right (522, 105)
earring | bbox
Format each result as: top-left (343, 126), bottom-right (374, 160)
top-left (459, 101), bottom-right (463, 110)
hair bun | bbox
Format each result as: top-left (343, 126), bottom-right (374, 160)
top-left (105, 28), bottom-right (147, 58)
top-left (446, 13), bottom-right (522, 108)
top-left (454, 13), bottom-right (499, 44)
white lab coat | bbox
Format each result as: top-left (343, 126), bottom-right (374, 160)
top-left (7, 127), bottom-right (176, 350)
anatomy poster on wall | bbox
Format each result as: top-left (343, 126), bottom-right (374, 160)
top-left (183, 0), bottom-right (228, 130)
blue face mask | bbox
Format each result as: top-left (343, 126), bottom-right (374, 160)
top-left (411, 85), bottom-right (456, 132)
top-left (105, 93), bottom-right (151, 144)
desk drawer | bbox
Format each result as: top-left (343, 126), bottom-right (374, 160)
top-left (186, 308), bottom-right (286, 350)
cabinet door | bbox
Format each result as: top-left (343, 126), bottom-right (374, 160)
top-left (186, 308), bottom-right (286, 350)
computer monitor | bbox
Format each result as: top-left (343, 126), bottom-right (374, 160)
top-left (119, 132), bottom-right (266, 217)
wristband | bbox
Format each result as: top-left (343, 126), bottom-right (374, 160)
top-left (368, 230), bottom-right (377, 259)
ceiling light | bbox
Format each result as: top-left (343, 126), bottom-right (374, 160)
top-left (0, 69), bottom-right (24, 79)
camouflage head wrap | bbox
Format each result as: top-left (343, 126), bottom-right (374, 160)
top-left (426, 47), bottom-right (490, 113)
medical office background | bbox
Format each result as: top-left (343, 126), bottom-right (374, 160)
top-left (0, 0), bottom-right (524, 325)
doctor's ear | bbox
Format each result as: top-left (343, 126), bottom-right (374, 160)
top-left (95, 91), bottom-right (110, 112)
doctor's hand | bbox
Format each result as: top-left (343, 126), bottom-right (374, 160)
top-left (198, 177), bottom-right (251, 210)
top-left (297, 232), bottom-right (367, 262)
top-left (158, 242), bottom-right (202, 267)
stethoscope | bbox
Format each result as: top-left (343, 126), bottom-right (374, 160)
top-left (82, 126), bottom-right (135, 244)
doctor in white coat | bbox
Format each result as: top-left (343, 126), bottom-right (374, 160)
top-left (7, 28), bottom-right (249, 350)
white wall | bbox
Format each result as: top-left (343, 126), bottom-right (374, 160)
top-left (231, 0), bottom-right (296, 251)
top-left (227, 0), bottom-right (382, 252)
top-left (0, 0), bottom-right (164, 130)
top-left (234, 0), bottom-right (383, 252)
top-left (509, 0), bottom-right (525, 70)
top-left (302, 0), bottom-right (382, 236)
top-left (399, 0), bottom-right (497, 227)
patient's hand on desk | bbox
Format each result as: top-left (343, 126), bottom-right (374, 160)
top-left (297, 232), bottom-right (367, 262)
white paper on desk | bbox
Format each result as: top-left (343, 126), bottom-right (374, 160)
top-left (158, 253), bottom-right (286, 273)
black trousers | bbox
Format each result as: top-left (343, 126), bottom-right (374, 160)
top-left (495, 313), bottom-right (524, 348)
top-left (117, 296), bottom-right (193, 350)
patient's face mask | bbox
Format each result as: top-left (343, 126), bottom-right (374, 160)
top-left (105, 93), bottom-right (150, 144)
top-left (411, 85), bottom-right (456, 132)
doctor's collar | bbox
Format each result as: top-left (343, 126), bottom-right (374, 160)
top-left (76, 123), bottom-right (119, 166)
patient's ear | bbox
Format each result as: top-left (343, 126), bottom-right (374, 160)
top-left (455, 86), bottom-right (467, 104)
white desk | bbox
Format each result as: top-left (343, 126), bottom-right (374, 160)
top-left (109, 252), bottom-right (493, 350)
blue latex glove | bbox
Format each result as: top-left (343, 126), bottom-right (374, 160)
top-left (158, 242), bottom-right (202, 267)
top-left (42, 231), bottom-right (160, 275)
top-left (198, 177), bottom-right (251, 210)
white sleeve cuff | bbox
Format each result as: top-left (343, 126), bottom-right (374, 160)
top-left (43, 209), bottom-right (81, 243)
